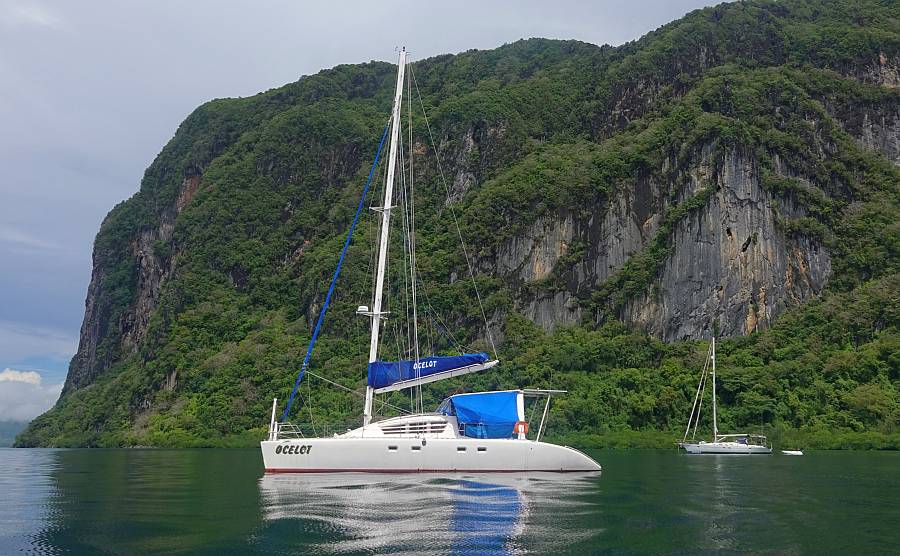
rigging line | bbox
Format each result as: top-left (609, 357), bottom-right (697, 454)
top-left (396, 92), bottom-right (418, 413)
top-left (399, 143), bottom-right (412, 368)
top-left (683, 343), bottom-right (711, 443)
top-left (426, 302), bottom-right (436, 357)
top-left (410, 65), bottom-right (497, 360)
top-left (307, 374), bottom-right (317, 436)
top-left (407, 261), bottom-right (466, 355)
top-left (415, 277), bottom-right (465, 354)
top-left (692, 370), bottom-right (707, 441)
top-left (432, 314), bottom-right (465, 354)
top-left (423, 310), bottom-right (448, 353)
top-left (281, 120), bottom-right (391, 422)
top-left (396, 155), bottom-right (416, 414)
top-left (370, 135), bottom-right (390, 305)
top-left (392, 323), bottom-right (412, 414)
top-left (528, 395), bottom-right (539, 428)
top-left (397, 120), bottom-right (413, 362)
top-left (399, 59), bottom-right (422, 411)
top-left (380, 128), bottom-right (398, 358)
top-left (304, 369), bottom-right (411, 415)
top-left (688, 354), bottom-right (705, 441)
top-left (364, 172), bottom-right (376, 327)
top-left (393, 322), bottom-right (401, 362)
top-left (407, 60), bottom-right (424, 416)
top-left (691, 345), bottom-right (712, 441)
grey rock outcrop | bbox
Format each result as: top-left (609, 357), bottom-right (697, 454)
top-left (856, 110), bottom-right (900, 165)
top-left (621, 150), bottom-right (831, 340)
top-left (486, 142), bottom-right (837, 341)
top-left (64, 175), bottom-right (200, 393)
top-left (497, 214), bottom-right (575, 283)
top-left (862, 52), bottom-right (900, 89)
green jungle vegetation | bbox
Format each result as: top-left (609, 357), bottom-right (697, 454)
top-left (17, 0), bottom-right (900, 449)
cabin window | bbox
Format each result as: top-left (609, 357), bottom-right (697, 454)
top-left (411, 445), bottom-right (421, 451)
top-left (388, 445), bottom-right (398, 451)
top-left (477, 447), bottom-right (487, 452)
top-left (379, 421), bottom-right (448, 435)
top-left (457, 446), bottom-right (466, 452)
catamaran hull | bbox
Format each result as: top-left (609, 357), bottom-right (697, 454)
top-left (681, 442), bottom-right (772, 454)
top-left (261, 438), bottom-right (601, 473)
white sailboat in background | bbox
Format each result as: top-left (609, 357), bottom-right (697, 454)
top-left (260, 48), bottom-right (600, 473)
top-left (679, 338), bottom-right (772, 455)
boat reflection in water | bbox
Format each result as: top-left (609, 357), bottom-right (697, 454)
top-left (258, 472), bottom-right (601, 554)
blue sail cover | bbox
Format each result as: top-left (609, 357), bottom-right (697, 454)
top-left (438, 390), bottom-right (521, 439)
top-left (367, 353), bottom-right (489, 390)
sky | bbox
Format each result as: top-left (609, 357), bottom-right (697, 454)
top-left (0, 0), bottom-right (720, 422)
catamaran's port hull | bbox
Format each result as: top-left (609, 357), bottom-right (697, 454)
top-left (681, 442), bottom-right (772, 454)
top-left (261, 438), bottom-right (601, 473)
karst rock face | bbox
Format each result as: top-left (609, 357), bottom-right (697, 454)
top-left (622, 148), bottom-right (833, 340)
top-left (499, 144), bottom-right (837, 341)
top-left (22, 0), bottom-right (900, 447)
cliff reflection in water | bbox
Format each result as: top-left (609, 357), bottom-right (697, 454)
top-left (25, 449), bottom-right (263, 555)
top-left (5, 449), bottom-right (896, 554)
top-left (257, 472), bottom-right (602, 554)
top-left (8, 448), bottom-right (600, 555)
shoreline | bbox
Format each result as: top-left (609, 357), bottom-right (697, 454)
top-left (12, 428), bottom-right (900, 451)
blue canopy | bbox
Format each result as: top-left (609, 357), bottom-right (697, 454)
top-left (367, 353), bottom-right (490, 390)
top-left (438, 390), bottom-right (523, 439)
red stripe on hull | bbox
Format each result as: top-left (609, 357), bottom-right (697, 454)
top-left (265, 468), bottom-right (595, 474)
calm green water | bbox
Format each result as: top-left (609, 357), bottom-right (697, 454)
top-left (1, 448), bottom-right (898, 555)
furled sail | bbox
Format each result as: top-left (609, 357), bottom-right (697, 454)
top-left (367, 353), bottom-right (498, 393)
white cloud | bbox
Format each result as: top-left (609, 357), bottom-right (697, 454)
top-left (0, 368), bottom-right (42, 384)
top-left (0, 368), bottom-right (62, 421)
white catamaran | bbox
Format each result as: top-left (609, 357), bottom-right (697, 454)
top-left (679, 338), bottom-right (772, 455)
top-left (260, 49), bottom-right (600, 473)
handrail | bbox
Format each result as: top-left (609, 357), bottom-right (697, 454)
top-left (271, 420), bottom-right (363, 440)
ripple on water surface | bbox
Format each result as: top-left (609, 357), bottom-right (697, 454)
top-left (1, 448), bottom-right (899, 555)
top-left (0, 448), bottom-right (63, 555)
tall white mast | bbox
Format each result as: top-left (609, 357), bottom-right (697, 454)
top-left (711, 336), bottom-right (718, 442)
top-left (363, 48), bottom-right (407, 426)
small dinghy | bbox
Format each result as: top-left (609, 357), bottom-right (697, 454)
top-left (781, 450), bottom-right (804, 456)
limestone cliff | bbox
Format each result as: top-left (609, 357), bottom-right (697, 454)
top-left (621, 150), bottom-right (831, 340)
top-left (488, 144), bottom-right (836, 340)
top-left (19, 0), bottom-right (900, 447)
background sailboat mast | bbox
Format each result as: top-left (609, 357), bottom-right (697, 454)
top-left (711, 337), bottom-right (718, 441)
top-left (363, 48), bottom-right (407, 426)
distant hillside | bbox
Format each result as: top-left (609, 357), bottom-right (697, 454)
top-left (1, 422), bottom-right (28, 447)
top-left (18, 0), bottom-right (900, 448)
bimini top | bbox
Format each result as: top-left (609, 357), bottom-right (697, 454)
top-left (367, 353), bottom-right (496, 393)
top-left (436, 390), bottom-right (525, 439)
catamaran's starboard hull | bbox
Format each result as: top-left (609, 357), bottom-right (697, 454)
top-left (681, 442), bottom-right (772, 454)
top-left (261, 438), bottom-right (601, 473)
